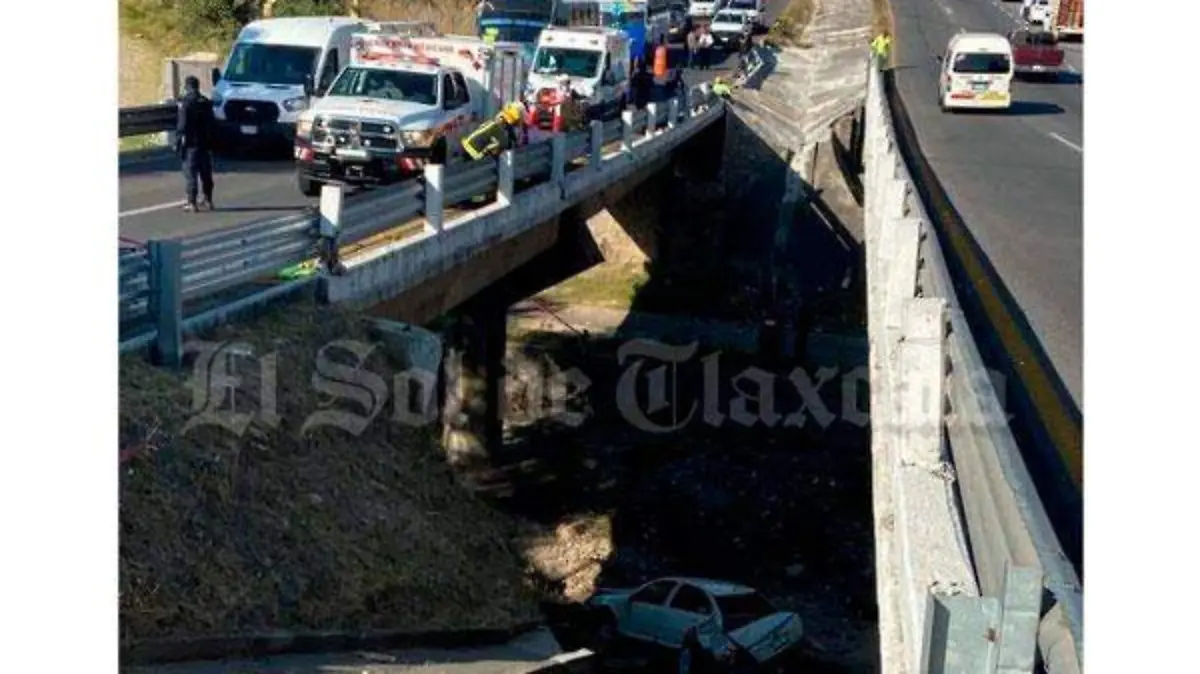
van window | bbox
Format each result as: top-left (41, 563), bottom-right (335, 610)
top-left (952, 52), bottom-right (1011, 75)
top-left (450, 72), bottom-right (471, 107)
top-left (224, 43), bottom-right (320, 86)
top-left (318, 48), bottom-right (339, 92)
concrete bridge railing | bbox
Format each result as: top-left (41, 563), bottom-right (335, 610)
top-left (120, 84), bottom-right (724, 362)
top-left (863, 63), bottom-right (1082, 674)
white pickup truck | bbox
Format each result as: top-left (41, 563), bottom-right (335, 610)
top-left (293, 30), bottom-right (527, 195)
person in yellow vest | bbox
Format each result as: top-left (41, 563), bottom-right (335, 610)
top-left (711, 76), bottom-right (733, 100)
top-left (462, 102), bottom-right (526, 161)
top-left (871, 30), bottom-right (892, 69)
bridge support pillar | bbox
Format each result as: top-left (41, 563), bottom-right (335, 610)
top-left (441, 296), bottom-right (506, 467)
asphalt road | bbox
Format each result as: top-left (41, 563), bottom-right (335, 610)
top-left (117, 47), bottom-right (740, 245)
top-left (890, 0), bottom-right (1083, 407)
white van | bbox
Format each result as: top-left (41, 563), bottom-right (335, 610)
top-left (211, 17), bottom-right (368, 149)
top-left (937, 33), bottom-right (1014, 111)
top-left (526, 26), bottom-right (631, 120)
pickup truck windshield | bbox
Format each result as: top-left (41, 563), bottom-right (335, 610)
top-left (533, 47), bottom-right (602, 78)
top-left (327, 67), bottom-right (439, 105)
top-left (224, 43), bottom-right (319, 85)
top-left (952, 53), bottom-right (1012, 74)
top-left (713, 11), bottom-right (743, 23)
top-left (716, 592), bottom-right (777, 631)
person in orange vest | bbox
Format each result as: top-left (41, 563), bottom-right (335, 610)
top-left (653, 35), bottom-right (669, 81)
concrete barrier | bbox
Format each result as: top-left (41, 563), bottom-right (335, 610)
top-left (864, 60), bottom-right (1082, 673)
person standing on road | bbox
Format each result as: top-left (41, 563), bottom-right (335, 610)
top-left (870, 30), bottom-right (892, 70)
top-left (176, 75), bottom-right (215, 212)
top-left (631, 60), bottom-right (654, 110)
top-left (697, 27), bottom-right (714, 70)
top-left (653, 34), bottom-right (669, 80)
top-left (685, 28), bottom-right (699, 68)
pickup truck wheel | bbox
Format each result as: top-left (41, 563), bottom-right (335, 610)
top-left (297, 172), bottom-right (322, 197)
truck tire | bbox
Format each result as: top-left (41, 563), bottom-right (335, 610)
top-left (297, 172), bottom-right (322, 197)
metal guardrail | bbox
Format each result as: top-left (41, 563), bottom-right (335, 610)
top-left (864, 62), bottom-right (1082, 674)
top-left (119, 102), bottom-right (176, 138)
top-left (120, 84), bottom-right (722, 361)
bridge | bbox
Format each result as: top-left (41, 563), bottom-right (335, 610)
top-left (115, 1), bottom-right (1083, 671)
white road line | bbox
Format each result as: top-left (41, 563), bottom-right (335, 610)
top-left (1048, 132), bottom-right (1083, 153)
top-left (119, 200), bottom-right (187, 218)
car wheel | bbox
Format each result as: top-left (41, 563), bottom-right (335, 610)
top-left (297, 171), bottom-right (322, 197)
top-left (592, 611), bottom-right (619, 654)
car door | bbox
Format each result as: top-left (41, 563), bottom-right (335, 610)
top-left (621, 580), bottom-right (679, 645)
top-left (658, 582), bottom-right (721, 649)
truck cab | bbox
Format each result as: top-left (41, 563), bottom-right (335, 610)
top-left (526, 26), bottom-right (631, 121)
top-left (293, 31), bottom-right (528, 195)
top-left (210, 17), bottom-right (368, 152)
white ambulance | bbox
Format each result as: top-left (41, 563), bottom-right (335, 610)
top-left (294, 28), bottom-right (529, 195)
top-left (526, 26), bottom-right (631, 122)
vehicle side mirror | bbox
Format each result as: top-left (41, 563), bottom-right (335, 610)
top-left (211, 67), bottom-right (221, 86)
top-left (303, 74), bottom-right (315, 97)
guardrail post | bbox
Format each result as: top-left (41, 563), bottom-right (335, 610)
top-left (424, 164), bottom-right (445, 234)
top-left (551, 133), bottom-right (566, 185)
top-left (698, 83), bottom-right (711, 110)
top-left (621, 110), bottom-right (635, 155)
top-left (678, 86), bottom-right (691, 117)
top-left (497, 149), bottom-right (515, 206)
top-left (644, 103), bottom-right (658, 139)
top-left (898, 297), bottom-right (948, 468)
top-left (148, 240), bottom-right (184, 368)
top-left (589, 119), bottom-right (604, 170)
top-left (318, 183), bottom-right (344, 272)
top-left (667, 99), bottom-right (679, 129)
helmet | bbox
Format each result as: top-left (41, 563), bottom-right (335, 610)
top-left (501, 102), bottom-right (524, 125)
top-left (714, 76), bottom-right (726, 84)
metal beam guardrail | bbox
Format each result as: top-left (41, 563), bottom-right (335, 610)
top-left (120, 82), bottom-right (723, 361)
top-left (119, 102), bottom-right (176, 138)
top-left (864, 62), bottom-right (1082, 674)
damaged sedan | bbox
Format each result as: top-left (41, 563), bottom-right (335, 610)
top-left (585, 577), bottom-right (804, 673)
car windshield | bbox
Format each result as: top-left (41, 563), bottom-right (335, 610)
top-left (533, 47), bottom-right (601, 78)
top-left (327, 67), bottom-right (439, 105)
top-left (952, 52), bottom-right (1011, 74)
top-left (223, 43), bottom-right (319, 85)
top-left (716, 592), bottom-right (777, 631)
top-left (730, 1), bottom-right (756, 9)
top-left (714, 11), bottom-right (741, 22)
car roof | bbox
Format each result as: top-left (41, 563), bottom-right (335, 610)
top-left (663, 577), bottom-right (757, 596)
top-left (239, 17), bottom-right (365, 47)
top-left (949, 32), bottom-right (1012, 53)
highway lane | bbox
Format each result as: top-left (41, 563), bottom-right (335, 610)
top-left (117, 48), bottom-right (740, 245)
top-left (891, 0), bottom-right (1084, 408)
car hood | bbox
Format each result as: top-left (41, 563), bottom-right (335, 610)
top-left (216, 80), bottom-right (306, 102)
top-left (727, 612), bottom-right (804, 663)
top-left (306, 97), bottom-right (441, 129)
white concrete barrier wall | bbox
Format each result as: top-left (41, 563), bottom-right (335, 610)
top-left (863, 63), bottom-right (1083, 674)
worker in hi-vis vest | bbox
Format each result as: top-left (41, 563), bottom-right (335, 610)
top-left (871, 30), bottom-right (892, 69)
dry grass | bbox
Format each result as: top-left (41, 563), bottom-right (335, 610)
top-left (534, 264), bottom-right (649, 311)
top-left (119, 303), bottom-right (545, 644)
top-left (118, 1), bottom-right (477, 106)
top-left (768, 0), bottom-right (816, 47)
top-left (871, 0), bottom-right (894, 37)
top-left (361, 0), bottom-right (477, 34)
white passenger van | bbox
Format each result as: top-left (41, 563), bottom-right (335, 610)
top-left (937, 32), bottom-right (1014, 112)
top-left (210, 17), bottom-right (368, 149)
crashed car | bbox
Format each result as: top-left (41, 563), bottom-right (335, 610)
top-left (585, 577), bottom-right (803, 673)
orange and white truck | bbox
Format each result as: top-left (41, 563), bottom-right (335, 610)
top-left (293, 26), bottom-right (529, 195)
top-left (1051, 0), bottom-right (1083, 40)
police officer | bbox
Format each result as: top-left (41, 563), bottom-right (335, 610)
top-left (176, 75), bottom-right (216, 212)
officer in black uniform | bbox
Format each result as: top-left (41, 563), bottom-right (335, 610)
top-left (176, 75), bottom-right (216, 212)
